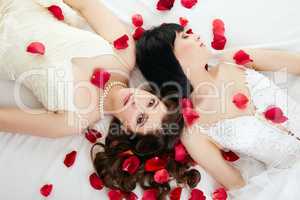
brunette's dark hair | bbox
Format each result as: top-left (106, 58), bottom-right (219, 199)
top-left (136, 23), bottom-right (193, 98)
top-left (91, 98), bottom-right (201, 199)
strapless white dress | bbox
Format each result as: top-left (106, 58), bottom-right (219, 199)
top-left (0, 0), bottom-right (116, 112)
top-left (195, 67), bottom-right (300, 199)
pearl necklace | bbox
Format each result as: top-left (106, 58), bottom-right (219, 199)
top-left (99, 81), bottom-right (127, 118)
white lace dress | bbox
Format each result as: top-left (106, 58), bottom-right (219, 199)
top-left (197, 67), bottom-right (300, 199)
top-left (0, 0), bottom-right (118, 112)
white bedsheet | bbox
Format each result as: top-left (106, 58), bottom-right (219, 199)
top-left (1, 0), bottom-right (300, 199)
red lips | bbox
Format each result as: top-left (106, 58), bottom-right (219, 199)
top-left (123, 93), bottom-right (133, 106)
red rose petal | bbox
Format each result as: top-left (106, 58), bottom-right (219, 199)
top-left (181, 0), bottom-right (198, 9)
top-left (87, 129), bottom-right (102, 139)
top-left (40, 184), bottom-right (53, 197)
top-left (170, 187), bottom-right (182, 200)
top-left (89, 173), bottom-right (104, 190)
top-left (233, 50), bottom-right (253, 65)
top-left (189, 189), bottom-right (206, 200)
top-left (90, 68), bottom-right (111, 89)
top-left (145, 156), bottom-right (168, 172)
top-left (125, 192), bottom-right (138, 200)
top-left (63, 150), bottom-right (77, 168)
top-left (213, 188), bottom-right (228, 200)
top-left (264, 106), bottom-right (288, 123)
top-left (182, 107), bottom-right (200, 126)
top-left (179, 17), bottom-right (189, 27)
top-left (211, 19), bottom-right (227, 50)
top-left (180, 98), bottom-right (194, 109)
top-left (186, 28), bottom-right (193, 34)
top-left (273, 115), bottom-right (288, 123)
top-left (122, 156), bottom-right (141, 175)
top-left (133, 27), bottom-right (145, 41)
top-left (212, 19), bottom-right (225, 36)
top-left (27, 42), bottom-right (45, 55)
top-left (154, 169), bottom-right (170, 184)
top-left (213, 19), bottom-right (225, 28)
top-left (132, 14), bottom-right (143, 27)
top-left (211, 34), bottom-right (227, 50)
top-left (142, 189), bottom-right (158, 200)
top-left (114, 34), bottom-right (129, 50)
top-left (108, 189), bottom-right (123, 200)
top-left (48, 5), bottom-right (64, 21)
top-left (213, 26), bottom-right (225, 36)
top-left (232, 93), bottom-right (249, 109)
top-left (175, 142), bottom-right (188, 163)
top-left (95, 132), bottom-right (102, 139)
top-left (85, 130), bottom-right (97, 144)
top-left (156, 0), bottom-right (175, 11)
top-left (221, 150), bottom-right (240, 162)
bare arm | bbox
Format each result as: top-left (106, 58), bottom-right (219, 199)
top-left (0, 107), bottom-right (84, 138)
top-left (63, 0), bottom-right (136, 69)
top-left (221, 49), bottom-right (300, 75)
top-left (181, 128), bottom-right (245, 190)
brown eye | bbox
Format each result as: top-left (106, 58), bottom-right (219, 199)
top-left (148, 98), bottom-right (155, 107)
top-left (136, 113), bottom-right (144, 125)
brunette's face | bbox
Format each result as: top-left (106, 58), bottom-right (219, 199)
top-left (113, 88), bottom-right (168, 134)
top-left (174, 29), bottom-right (212, 70)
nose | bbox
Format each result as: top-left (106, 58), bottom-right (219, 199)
top-left (130, 97), bottom-right (145, 111)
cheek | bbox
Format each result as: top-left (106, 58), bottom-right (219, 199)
top-left (176, 41), bottom-right (197, 60)
top-left (119, 107), bottom-right (136, 125)
top-left (180, 41), bottom-right (194, 52)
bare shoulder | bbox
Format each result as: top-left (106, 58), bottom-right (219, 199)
top-left (181, 126), bottom-right (212, 147)
top-left (217, 62), bottom-right (246, 82)
top-left (181, 127), bottom-right (209, 152)
top-left (181, 126), bottom-right (207, 141)
top-left (181, 126), bottom-right (224, 150)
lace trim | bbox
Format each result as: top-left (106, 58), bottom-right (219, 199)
top-left (243, 68), bottom-right (299, 141)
